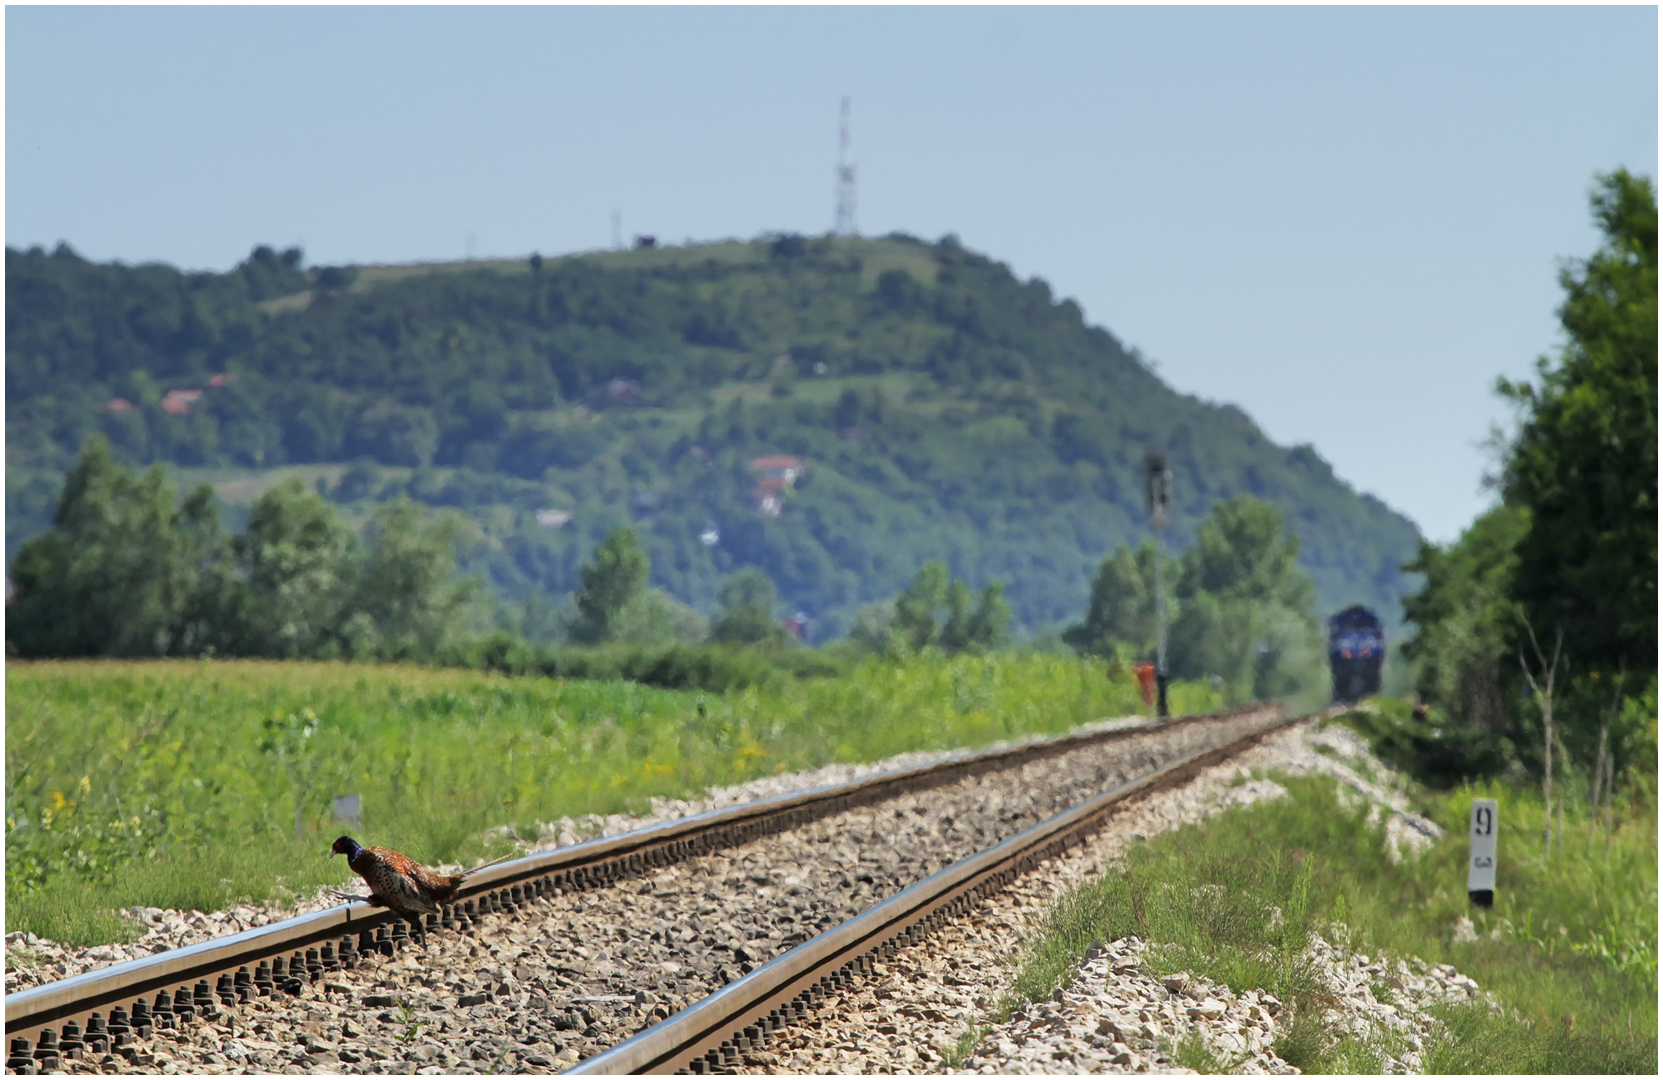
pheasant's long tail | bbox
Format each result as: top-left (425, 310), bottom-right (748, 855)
top-left (459, 849), bottom-right (522, 879)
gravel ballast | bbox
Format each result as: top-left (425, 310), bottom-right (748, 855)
top-left (738, 719), bottom-right (1478, 1075)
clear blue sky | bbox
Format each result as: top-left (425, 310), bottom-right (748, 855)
top-left (7, 6), bottom-right (1655, 543)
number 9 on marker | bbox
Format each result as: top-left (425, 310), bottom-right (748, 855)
top-left (1467, 798), bottom-right (1497, 907)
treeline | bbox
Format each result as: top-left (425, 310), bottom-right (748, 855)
top-left (1381, 170), bottom-right (1657, 802)
top-left (8, 438), bottom-right (473, 662)
top-left (4, 236), bottom-right (1126, 476)
top-left (10, 431), bottom-right (1334, 703)
top-left (6, 435), bottom-right (1022, 689)
top-left (1062, 497), bottom-right (1323, 701)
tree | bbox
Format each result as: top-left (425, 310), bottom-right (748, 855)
top-left (603, 589), bottom-right (709, 646)
top-left (891, 561), bottom-right (1011, 654)
top-left (1175, 496), bottom-right (1313, 611)
top-left (960, 580), bottom-right (1013, 653)
top-left (350, 401), bottom-right (439, 468)
top-left (1063, 541), bottom-right (1166, 659)
top-left (847, 601), bottom-right (898, 654)
top-left (223, 479), bottom-right (353, 657)
top-left (709, 567), bottom-right (784, 646)
top-left (1499, 169), bottom-right (1657, 678)
top-left (1516, 616), bottom-right (1568, 859)
top-left (1400, 504), bottom-right (1530, 736)
top-left (340, 499), bottom-right (475, 659)
top-left (1398, 173), bottom-right (1658, 788)
top-left (5, 439), bottom-right (483, 661)
top-left (8, 437), bottom-right (223, 657)
top-left (1166, 497), bottom-right (1321, 697)
top-left (571, 528), bottom-right (650, 644)
top-left (893, 562), bottom-right (951, 651)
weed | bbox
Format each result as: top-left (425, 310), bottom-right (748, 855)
top-left (1172, 1027), bottom-right (1232, 1072)
top-left (5, 947), bottom-right (47, 970)
top-left (1270, 1009), bottom-right (1330, 1071)
top-left (481, 1039), bottom-right (515, 1074)
top-left (1419, 999), bottom-right (1647, 1073)
top-left (944, 1022), bottom-right (991, 1069)
top-left (396, 1001), bottom-right (426, 1045)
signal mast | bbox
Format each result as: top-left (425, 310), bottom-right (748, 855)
top-left (1145, 449), bottom-right (1172, 718)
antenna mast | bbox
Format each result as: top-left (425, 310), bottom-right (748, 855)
top-left (834, 96), bottom-right (857, 237)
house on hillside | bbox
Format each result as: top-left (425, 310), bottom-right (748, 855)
top-left (106, 398), bottom-right (135, 413)
top-left (161, 389), bottom-right (202, 415)
top-left (748, 455), bottom-right (806, 517)
top-left (750, 455), bottom-right (803, 484)
top-left (752, 477), bottom-right (785, 518)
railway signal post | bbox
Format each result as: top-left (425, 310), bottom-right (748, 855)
top-left (1144, 449), bottom-right (1172, 719)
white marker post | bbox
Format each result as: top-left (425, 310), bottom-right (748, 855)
top-left (1468, 799), bottom-right (1497, 908)
top-left (333, 793), bottom-right (362, 829)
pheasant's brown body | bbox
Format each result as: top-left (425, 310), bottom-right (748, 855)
top-left (351, 846), bottom-right (464, 917)
top-left (331, 836), bottom-right (508, 920)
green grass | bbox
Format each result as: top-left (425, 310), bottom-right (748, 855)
top-left (992, 749), bottom-right (1657, 1073)
top-left (5, 654), bottom-right (1229, 946)
top-left (1172, 1026), bottom-right (1251, 1073)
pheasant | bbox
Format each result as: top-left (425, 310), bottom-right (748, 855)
top-left (330, 836), bottom-right (515, 920)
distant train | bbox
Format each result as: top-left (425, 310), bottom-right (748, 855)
top-left (1328, 605), bottom-right (1386, 704)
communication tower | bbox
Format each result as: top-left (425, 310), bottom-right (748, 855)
top-left (834, 96), bottom-right (858, 237)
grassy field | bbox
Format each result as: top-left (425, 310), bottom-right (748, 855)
top-left (5, 654), bottom-right (1226, 947)
top-left (991, 713), bottom-right (1657, 1073)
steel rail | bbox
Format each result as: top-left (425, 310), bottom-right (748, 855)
top-left (570, 707), bottom-right (1298, 1075)
top-left (4, 702), bottom-right (1272, 1066)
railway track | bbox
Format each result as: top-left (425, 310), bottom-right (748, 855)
top-left (4, 703), bottom-right (1283, 1074)
top-left (570, 709), bottom-right (1297, 1075)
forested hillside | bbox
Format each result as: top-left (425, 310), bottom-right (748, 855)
top-left (5, 233), bottom-right (1421, 638)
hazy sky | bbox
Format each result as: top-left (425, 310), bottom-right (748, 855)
top-left (7, 6), bottom-right (1656, 543)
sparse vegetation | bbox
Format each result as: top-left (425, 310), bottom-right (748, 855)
top-left (994, 748), bottom-right (1656, 1073)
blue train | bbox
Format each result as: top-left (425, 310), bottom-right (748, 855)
top-left (1328, 605), bottom-right (1386, 704)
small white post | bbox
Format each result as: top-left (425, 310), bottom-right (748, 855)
top-left (1467, 799), bottom-right (1497, 908)
top-left (332, 794), bottom-right (362, 830)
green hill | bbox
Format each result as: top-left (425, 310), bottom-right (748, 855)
top-left (5, 234), bottom-right (1421, 639)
